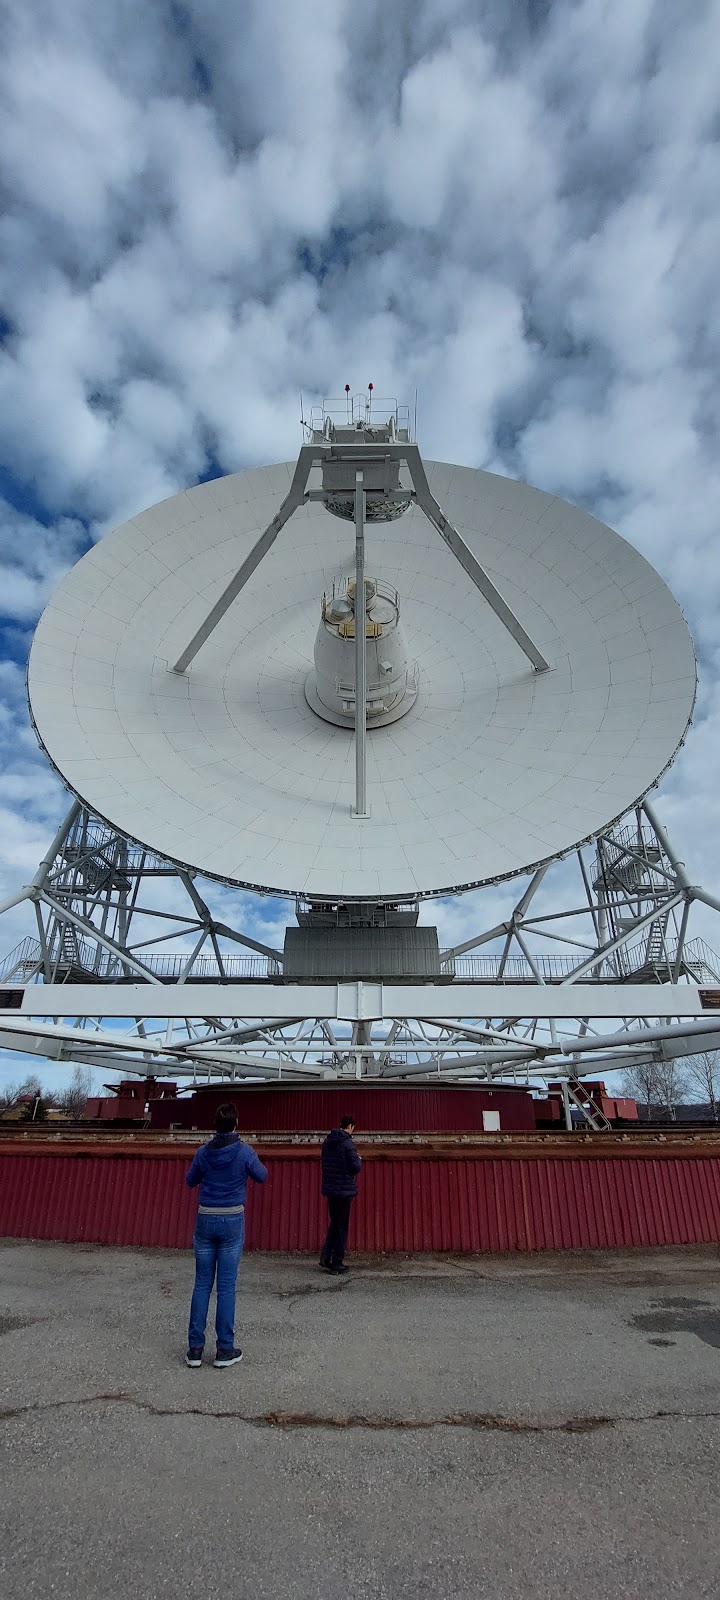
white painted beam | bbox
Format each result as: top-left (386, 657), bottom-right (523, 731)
top-left (6, 981), bottom-right (717, 1019)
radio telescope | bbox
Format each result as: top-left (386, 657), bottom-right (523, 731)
top-left (26, 406), bottom-right (694, 900)
top-left (2, 393), bottom-right (720, 1114)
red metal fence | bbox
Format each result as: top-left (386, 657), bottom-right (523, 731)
top-left (2, 1138), bottom-right (720, 1252)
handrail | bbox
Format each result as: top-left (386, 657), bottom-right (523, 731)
top-left (4, 935), bottom-right (720, 987)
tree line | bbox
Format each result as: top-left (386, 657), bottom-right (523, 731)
top-left (1, 1055), bottom-right (719, 1123)
top-left (0, 1065), bottom-right (95, 1121)
top-left (620, 1052), bottom-right (720, 1121)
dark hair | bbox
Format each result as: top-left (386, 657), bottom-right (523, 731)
top-left (215, 1101), bottom-right (238, 1133)
top-left (340, 1115), bottom-right (355, 1130)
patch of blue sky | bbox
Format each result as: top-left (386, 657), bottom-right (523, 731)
top-left (0, 464), bottom-right (57, 529)
top-left (195, 452), bottom-right (226, 487)
top-left (0, 623), bottom-right (33, 669)
top-left (297, 223), bottom-right (393, 287)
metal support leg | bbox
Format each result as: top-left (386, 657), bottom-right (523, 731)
top-left (407, 448), bottom-right (550, 673)
top-left (172, 438), bottom-right (549, 679)
top-left (353, 472), bottom-right (369, 818)
top-left (643, 797), bottom-right (720, 917)
top-left (642, 799), bottom-right (691, 888)
top-left (171, 450), bottom-right (315, 674)
top-left (0, 799), bottom-right (82, 916)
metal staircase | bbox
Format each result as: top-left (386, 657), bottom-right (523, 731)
top-left (683, 938), bottom-right (720, 984)
top-left (567, 1079), bottom-right (613, 1132)
top-left (645, 920), bottom-right (666, 973)
top-left (0, 936), bottom-right (43, 983)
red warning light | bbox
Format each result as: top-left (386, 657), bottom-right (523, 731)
top-left (368, 383), bottom-right (374, 392)
top-left (345, 384), bottom-right (350, 393)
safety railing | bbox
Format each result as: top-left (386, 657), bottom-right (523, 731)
top-left (4, 937), bottom-right (720, 987)
top-left (308, 395), bottom-right (411, 436)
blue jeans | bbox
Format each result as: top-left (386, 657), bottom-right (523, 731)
top-left (188, 1212), bottom-right (245, 1350)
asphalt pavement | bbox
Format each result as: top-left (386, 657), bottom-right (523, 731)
top-left (1, 1240), bottom-right (719, 1598)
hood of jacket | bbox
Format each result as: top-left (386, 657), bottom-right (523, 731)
top-left (325, 1128), bottom-right (352, 1149)
top-left (204, 1132), bottom-right (243, 1170)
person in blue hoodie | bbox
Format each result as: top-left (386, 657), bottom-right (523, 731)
top-left (320, 1115), bottom-right (362, 1274)
top-left (184, 1102), bottom-right (268, 1368)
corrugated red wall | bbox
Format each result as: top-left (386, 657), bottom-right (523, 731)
top-left (2, 1140), bottom-right (720, 1252)
top-left (149, 1084), bottom-right (537, 1133)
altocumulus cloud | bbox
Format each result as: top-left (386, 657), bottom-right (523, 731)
top-left (1, 0), bottom-right (720, 1084)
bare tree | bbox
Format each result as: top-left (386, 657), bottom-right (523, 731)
top-left (17, 1073), bottom-right (43, 1099)
top-left (15, 1076), bottom-right (52, 1121)
top-left (619, 1061), bottom-right (660, 1109)
top-left (654, 1058), bottom-right (690, 1120)
top-left (685, 1052), bottom-right (720, 1121)
top-left (0, 1074), bottom-right (60, 1119)
top-left (620, 1058), bottom-right (690, 1120)
top-left (0, 1080), bottom-right (21, 1113)
top-left (59, 1064), bottom-right (95, 1120)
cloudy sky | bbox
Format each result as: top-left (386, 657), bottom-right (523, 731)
top-left (1, 0), bottom-right (720, 1090)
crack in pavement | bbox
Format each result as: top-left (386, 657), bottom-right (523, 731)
top-left (277, 1281), bottom-right (346, 1300)
top-left (1, 1392), bottom-right (720, 1434)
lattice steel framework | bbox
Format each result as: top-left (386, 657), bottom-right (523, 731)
top-left (3, 796), bottom-right (720, 1110)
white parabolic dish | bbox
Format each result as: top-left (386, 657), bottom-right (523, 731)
top-left (28, 461), bottom-right (696, 902)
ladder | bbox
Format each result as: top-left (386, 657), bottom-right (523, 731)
top-left (645, 920), bottom-right (665, 972)
top-left (567, 1079), bottom-right (613, 1132)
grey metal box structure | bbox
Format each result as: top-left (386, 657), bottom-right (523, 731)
top-left (283, 926), bottom-right (446, 980)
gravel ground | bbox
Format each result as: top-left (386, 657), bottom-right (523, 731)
top-left (1, 1240), bottom-right (719, 1598)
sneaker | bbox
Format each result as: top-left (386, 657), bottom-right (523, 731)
top-left (213, 1346), bottom-right (243, 1368)
top-left (319, 1258), bottom-right (332, 1271)
top-left (185, 1347), bottom-right (203, 1368)
top-left (330, 1264), bottom-right (349, 1275)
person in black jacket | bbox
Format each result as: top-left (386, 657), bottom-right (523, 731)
top-left (319, 1115), bottom-right (362, 1275)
